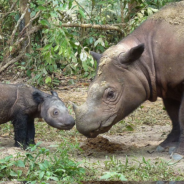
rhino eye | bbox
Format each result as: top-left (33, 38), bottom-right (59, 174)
top-left (53, 110), bottom-right (59, 116)
top-left (107, 91), bottom-right (115, 99)
top-left (104, 88), bottom-right (117, 102)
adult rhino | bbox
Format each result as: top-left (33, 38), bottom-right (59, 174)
top-left (73, 2), bottom-right (184, 160)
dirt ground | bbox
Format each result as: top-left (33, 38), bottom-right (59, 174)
top-left (0, 80), bottom-right (184, 180)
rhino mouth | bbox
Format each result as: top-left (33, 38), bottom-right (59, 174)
top-left (47, 121), bottom-right (75, 130)
top-left (57, 124), bottom-right (74, 130)
top-left (86, 114), bottom-right (117, 138)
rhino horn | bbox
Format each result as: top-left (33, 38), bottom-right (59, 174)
top-left (72, 102), bottom-right (78, 113)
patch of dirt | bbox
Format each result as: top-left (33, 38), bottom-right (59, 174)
top-left (80, 136), bottom-right (126, 153)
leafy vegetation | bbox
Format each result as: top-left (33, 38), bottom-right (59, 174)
top-left (0, 0), bottom-right (179, 87)
top-left (0, 142), bottom-right (86, 182)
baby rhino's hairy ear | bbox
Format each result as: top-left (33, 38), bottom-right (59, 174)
top-left (32, 91), bottom-right (44, 104)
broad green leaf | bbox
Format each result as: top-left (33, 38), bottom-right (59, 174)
top-left (9, 46), bottom-right (13, 52)
top-left (69, 0), bottom-right (73, 9)
top-left (39, 171), bottom-right (45, 180)
top-left (100, 172), bottom-right (112, 180)
top-left (10, 170), bottom-right (18, 177)
top-left (39, 163), bottom-right (46, 170)
top-left (43, 160), bottom-right (50, 169)
top-left (147, 7), bottom-right (153, 16)
top-left (4, 155), bottom-right (13, 162)
top-left (14, 160), bottom-right (25, 167)
top-left (120, 174), bottom-right (127, 181)
top-left (80, 51), bottom-right (87, 62)
top-left (45, 76), bottom-right (52, 84)
top-left (37, 6), bottom-right (47, 11)
top-left (50, 12), bottom-right (58, 18)
top-left (39, 19), bottom-right (50, 27)
top-left (58, 47), bottom-right (63, 55)
top-left (54, 45), bottom-right (59, 51)
top-left (43, 43), bottom-right (52, 50)
top-left (78, 9), bottom-right (85, 18)
top-left (94, 38), bottom-right (105, 47)
top-left (126, 125), bottom-right (134, 131)
top-left (17, 170), bottom-right (23, 177)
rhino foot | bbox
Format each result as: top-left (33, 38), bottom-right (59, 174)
top-left (168, 147), bottom-right (176, 154)
top-left (156, 145), bottom-right (166, 152)
top-left (170, 152), bottom-right (183, 161)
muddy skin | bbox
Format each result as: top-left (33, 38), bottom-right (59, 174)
top-left (74, 2), bottom-right (184, 160)
top-left (0, 83), bottom-right (75, 149)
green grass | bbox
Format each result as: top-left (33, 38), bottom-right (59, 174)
top-left (102, 156), bottom-right (184, 181)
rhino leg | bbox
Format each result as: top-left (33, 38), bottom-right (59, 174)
top-left (26, 116), bottom-right (35, 146)
top-left (157, 98), bottom-right (180, 152)
top-left (12, 113), bottom-right (27, 149)
top-left (172, 93), bottom-right (184, 160)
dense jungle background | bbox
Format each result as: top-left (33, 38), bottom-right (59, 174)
top-left (0, 0), bottom-right (184, 183)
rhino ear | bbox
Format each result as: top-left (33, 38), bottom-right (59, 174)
top-left (119, 44), bottom-right (144, 64)
top-left (32, 91), bottom-right (44, 104)
top-left (90, 51), bottom-right (102, 64)
top-left (51, 91), bottom-right (58, 97)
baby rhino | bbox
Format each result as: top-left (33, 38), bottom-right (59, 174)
top-left (0, 83), bottom-right (75, 148)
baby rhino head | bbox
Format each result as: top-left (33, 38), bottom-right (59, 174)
top-left (33, 91), bottom-right (75, 130)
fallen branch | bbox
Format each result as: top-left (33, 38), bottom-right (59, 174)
top-left (58, 23), bottom-right (124, 35)
top-left (0, 52), bottom-right (25, 74)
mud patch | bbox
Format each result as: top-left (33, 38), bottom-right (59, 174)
top-left (80, 136), bottom-right (126, 154)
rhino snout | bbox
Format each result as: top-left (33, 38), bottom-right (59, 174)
top-left (62, 115), bottom-right (75, 129)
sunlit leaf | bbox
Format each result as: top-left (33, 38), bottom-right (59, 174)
top-left (39, 19), bottom-right (50, 27)
top-left (10, 170), bottom-right (18, 177)
top-left (80, 50), bottom-right (87, 62)
top-left (39, 171), bottom-right (45, 180)
top-left (78, 9), bottom-right (85, 18)
top-left (45, 76), bottom-right (52, 84)
top-left (37, 6), bottom-right (47, 11)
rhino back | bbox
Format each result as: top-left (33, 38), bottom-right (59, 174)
top-left (122, 2), bottom-right (184, 100)
top-left (0, 83), bottom-right (18, 123)
top-left (13, 85), bottom-right (41, 116)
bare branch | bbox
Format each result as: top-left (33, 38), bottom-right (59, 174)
top-left (2, 0), bottom-right (19, 19)
top-left (9, 4), bottom-right (29, 45)
top-left (18, 10), bottom-right (41, 39)
top-left (0, 52), bottom-right (25, 74)
top-left (56, 23), bottom-right (124, 35)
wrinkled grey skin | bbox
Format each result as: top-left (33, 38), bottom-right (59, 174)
top-left (74, 2), bottom-right (184, 159)
top-left (0, 83), bottom-right (75, 148)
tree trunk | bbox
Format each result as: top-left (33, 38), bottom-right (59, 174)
top-left (128, 0), bottom-right (140, 19)
top-left (20, 0), bottom-right (31, 53)
top-left (120, 0), bottom-right (124, 23)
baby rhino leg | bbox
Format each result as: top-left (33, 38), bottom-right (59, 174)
top-left (26, 116), bottom-right (35, 146)
top-left (12, 113), bottom-right (27, 149)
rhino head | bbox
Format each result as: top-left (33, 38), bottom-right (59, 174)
top-left (74, 43), bottom-right (151, 138)
top-left (33, 91), bottom-right (75, 130)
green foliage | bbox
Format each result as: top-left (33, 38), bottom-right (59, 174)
top-left (100, 171), bottom-right (127, 181)
top-left (0, 142), bottom-right (86, 182)
top-left (103, 156), bottom-right (183, 181)
top-left (0, 0), bottom-right (179, 86)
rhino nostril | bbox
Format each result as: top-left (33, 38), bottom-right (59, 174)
top-left (64, 116), bottom-right (75, 127)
